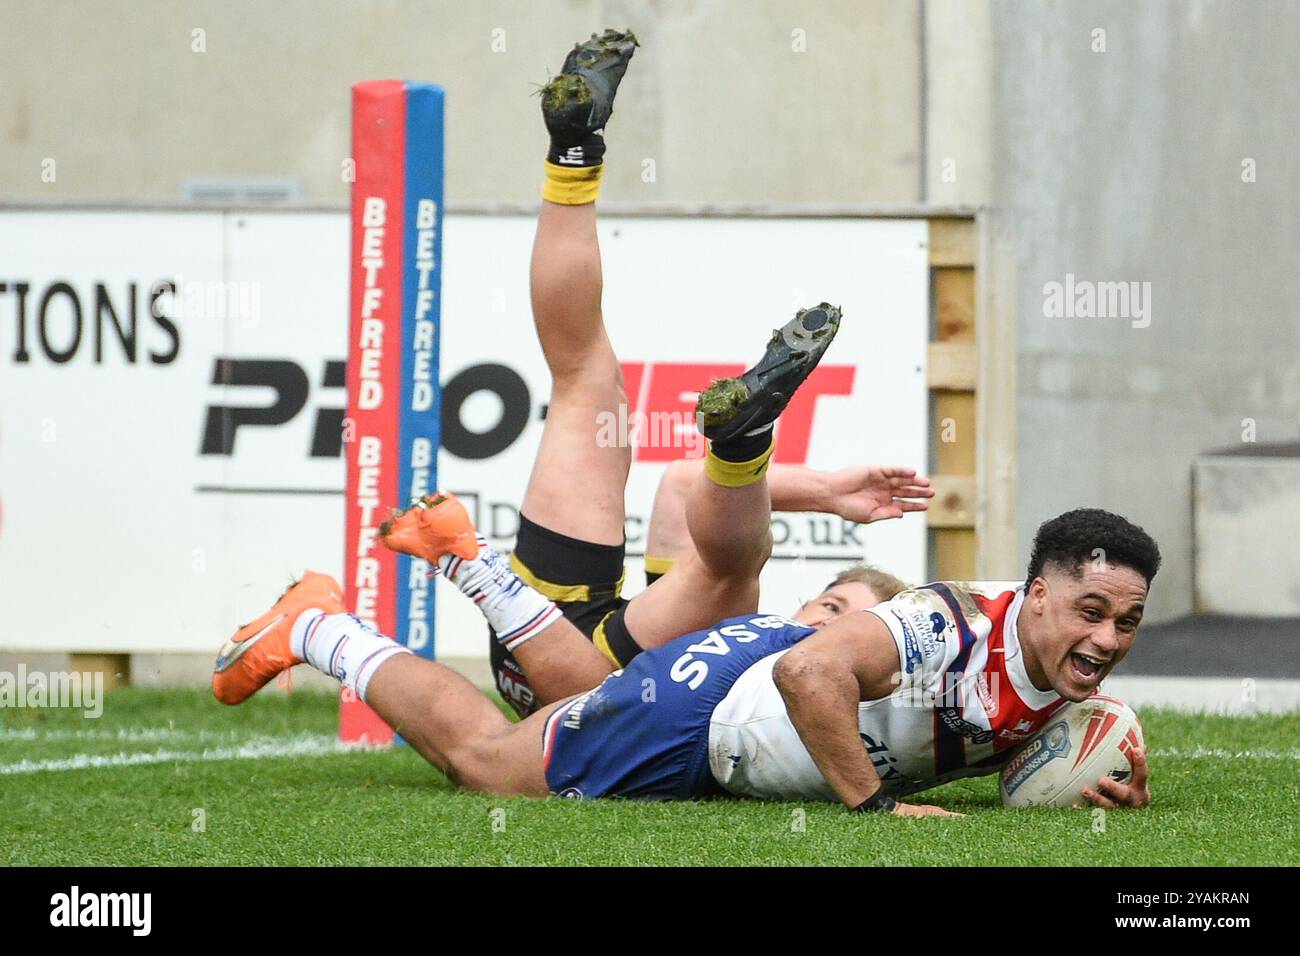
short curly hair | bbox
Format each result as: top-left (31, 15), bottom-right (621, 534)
top-left (1025, 508), bottom-right (1161, 589)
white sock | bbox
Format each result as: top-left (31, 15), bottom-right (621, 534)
top-left (291, 610), bottom-right (411, 701)
top-left (438, 536), bottom-right (562, 652)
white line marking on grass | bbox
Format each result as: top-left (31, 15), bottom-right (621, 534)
top-left (0, 726), bottom-right (272, 743)
top-left (0, 734), bottom-right (370, 775)
top-left (1148, 746), bottom-right (1300, 761)
top-left (5, 736), bottom-right (1294, 778)
top-left (1100, 675), bottom-right (1300, 714)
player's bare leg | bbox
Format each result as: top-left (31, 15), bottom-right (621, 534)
top-left (524, 201), bottom-right (626, 544)
top-left (361, 653), bottom-right (559, 795)
top-left (622, 482), bottom-right (774, 650)
top-left (643, 458), bottom-right (933, 592)
top-left (522, 29), bottom-right (638, 546)
top-left (643, 458), bottom-right (696, 579)
top-left (381, 492), bottom-right (614, 698)
top-left (210, 556), bottom-right (560, 796)
top-left (624, 305), bottom-right (843, 649)
top-left (474, 31), bottom-right (639, 714)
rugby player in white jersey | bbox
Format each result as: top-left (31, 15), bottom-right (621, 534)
top-left (715, 507), bottom-right (1158, 810)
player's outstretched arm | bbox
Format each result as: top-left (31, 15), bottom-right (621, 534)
top-left (816, 464), bottom-right (934, 524)
top-left (645, 459), bottom-right (933, 568)
top-left (773, 613), bottom-right (961, 818)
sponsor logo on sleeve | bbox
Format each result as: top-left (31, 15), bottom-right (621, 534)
top-left (897, 605), bottom-right (949, 660)
top-left (894, 612), bottom-right (924, 674)
top-left (921, 610), bottom-right (949, 658)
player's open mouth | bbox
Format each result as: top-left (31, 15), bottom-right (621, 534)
top-left (1069, 652), bottom-right (1106, 683)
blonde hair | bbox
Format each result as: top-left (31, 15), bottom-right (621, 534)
top-left (822, 564), bottom-right (909, 603)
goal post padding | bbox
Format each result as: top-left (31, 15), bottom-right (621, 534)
top-left (341, 81), bottom-right (445, 744)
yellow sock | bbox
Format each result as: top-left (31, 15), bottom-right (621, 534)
top-left (644, 555), bottom-right (677, 580)
top-left (542, 161), bottom-right (603, 205)
top-left (703, 439), bottom-right (775, 488)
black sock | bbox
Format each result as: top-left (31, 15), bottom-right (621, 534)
top-left (709, 424), bottom-right (774, 463)
top-left (548, 132), bottom-right (605, 168)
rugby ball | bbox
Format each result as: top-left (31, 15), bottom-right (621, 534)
top-left (999, 695), bottom-right (1143, 808)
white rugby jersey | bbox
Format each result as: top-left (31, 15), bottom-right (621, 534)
top-left (707, 582), bottom-right (1070, 801)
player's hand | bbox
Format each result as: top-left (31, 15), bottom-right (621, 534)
top-left (825, 466), bottom-right (934, 524)
top-left (1080, 748), bottom-right (1151, 809)
top-left (891, 802), bottom-right (964, 818)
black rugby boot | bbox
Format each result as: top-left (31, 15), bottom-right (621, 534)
top-left (696, 304), bottom-right (843, 445)
top-left (541, 28), bottom-right (639, 166)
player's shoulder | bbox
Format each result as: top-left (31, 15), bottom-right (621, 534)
top-left (873, 580), bottom-right (1021, 619)
top-left (931, 580), bottom-right (1023, 598)
top-left (932, 580), bottom-right (1024, 615)
top-left (866, 580), bottom-right (1022, 662)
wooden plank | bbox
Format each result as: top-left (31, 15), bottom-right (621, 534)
top-left (932, 528), bottom-right (978, 580)
top-left (929, 218), bottom-right (976, 267)
top-left (974, 211), bottom-right (1020, 579)
top-left (69, 652), bottom-right (132, 690)
top-left (927, 342), bottom-right (977, 390)
top-left (934, 267), bottom-right (976, 342)
top-left (934, 391), bottom-right (976, 474)
top-left (926, 474), bottom-right (977, 528)
top-left (926, 216), bottom-right (979, 581)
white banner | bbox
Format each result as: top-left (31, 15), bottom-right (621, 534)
top-left (0, 209), bottom-right (927, 657)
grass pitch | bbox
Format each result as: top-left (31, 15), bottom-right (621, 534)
top-left (1, 688), bottom-right (1296, 866)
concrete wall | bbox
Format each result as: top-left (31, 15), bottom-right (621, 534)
top-left (0, 0), bottom-right (926, 204)
top-left (924, 0), bottom-right (992, 206)
top-left (1194, 449), bottom-right (1300, 615)
top-left (992, 0), bottom-right (1300, 621)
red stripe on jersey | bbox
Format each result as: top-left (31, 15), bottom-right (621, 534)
top-left (976, 591), bottom-right (1068, 751)
top-left (970, 590), bottom-right (1015, 623)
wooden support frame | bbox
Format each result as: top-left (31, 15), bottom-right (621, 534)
top-left (68, 652), bottom-right (132, 691)
top-left (926, 213), bottom-right (1017, 582)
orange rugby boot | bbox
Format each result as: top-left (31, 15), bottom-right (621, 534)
top-left (379, 491), bottom-right (480, 564)
top-left (212, 571), bottom-right (345, 705)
